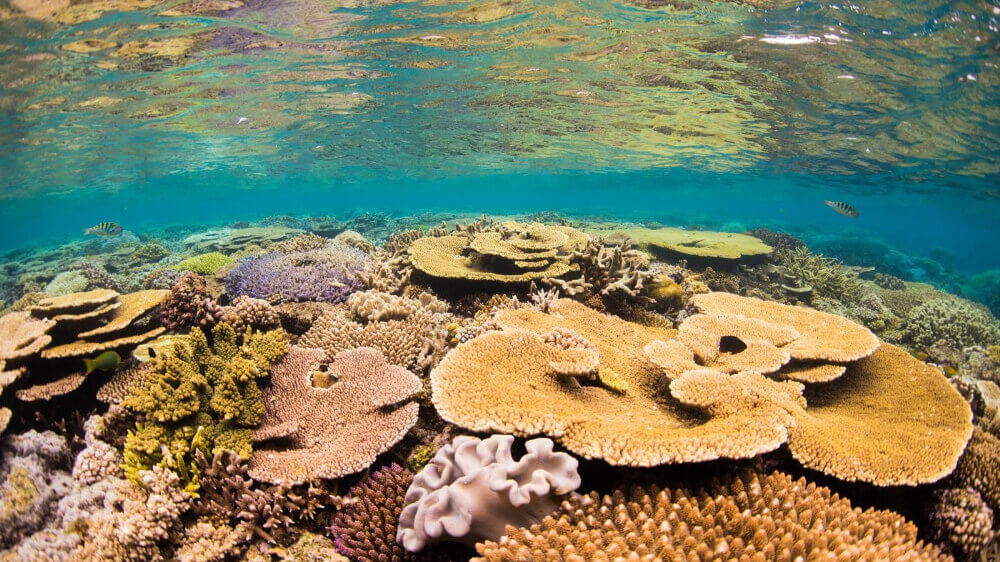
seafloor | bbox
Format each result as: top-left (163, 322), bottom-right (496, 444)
top-left (0, 213), bottom-right (998, 561)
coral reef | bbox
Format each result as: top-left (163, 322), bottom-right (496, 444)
top-left (476, 470), bottom-right (948, 560)
top-left (159, 273), bottom-right (225, 329)
top-left (0, 431), bottom-right (73, 549)
top-left (905, 297), bottom-right (1000, 349)
top-left (331, 463), bottom-right (416, 560)
top-left (249, 346), bottom-right (420, 484)
top-left (777, 247), bottom-right (864, 303)
top-left (926, 487), bottom-right (995, 559)
top-left (122, 323), bottom-right (288, 487)
top-left (223, 242), bottom-right (368, 304)
top-left (173, 252), bottom-right (235, 275)
top-left (397, 434), bottom-right (581, 551)
top-left (605, 226), bottom-right (773, 265)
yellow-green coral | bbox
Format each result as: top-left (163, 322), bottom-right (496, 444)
top-left (173, 252), bottom-right (235, 275)
top-left (122, 322), bottom-right (288, 492)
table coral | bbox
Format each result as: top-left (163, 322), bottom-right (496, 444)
top-left (475, 470), bottom-right (948, 561)
top-left (223, 243), bottom-right (367, 304)
top-left (397, 434), bottom-right (581, 552)
top-left (604, 226), bottom-right (773, 264)
top-left (249, 346), bottom-right (421, 484)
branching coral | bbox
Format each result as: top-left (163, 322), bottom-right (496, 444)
top-left (905, 297), bottom-right (1000, 349)
top-left (778, 247), bottom-right (863, 303)
top-left (926, 487), bottom-right (995, 559)
top-left (249, 346), bottom-right (421, 484)
top-left (298, 305), bottom-right (452, 373)
top-left (954, 427), bottom-right (1000, 513)
top-left (160, 274), bottom-right (225, 329)
top-left (475, 470), bottom-right (948, 561)
top-left (397, 434), bottom-right (581, 551)
top-left (331, 463), bottom-right (416, 560)
top-left (222, 242), bottom-right (368, 304)
top-left (222, 296), bottom-right (280, 333)
top-left (122, 323), bottom-right (289, 489)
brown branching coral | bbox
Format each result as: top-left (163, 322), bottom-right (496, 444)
top-left (926, 487), bottom-right (995, 559)
top-left (475, 470), bottom-right (949, 561)
top-left (954, 427), bottom-right (1000, 513)
top-left (298, 305), bottom-right (452, 373)
top-left (777, 247), bottom-right (864, 303)
top-left (249, 346), bottom-right (421, 484)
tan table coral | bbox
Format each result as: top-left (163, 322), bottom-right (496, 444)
top-left (249, 346), bottom-right (421, 484)
top-left (408, 222), bottom-right (589, 284)
top-left (604, 226), bottom-right (773, 264)
top-left (433, 295), bottom-right (972, 486)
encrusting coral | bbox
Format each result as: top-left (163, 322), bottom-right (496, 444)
top-left (122, 322), bottom-right (289, 489)
top-left (396, 434), bottom-right (581, 552)
top-left (249, 346), bottom-right (421, 484)
top-left (0, 431), bottom-right (73, 549)
top-left (475, 470), bottom-right (949, 561)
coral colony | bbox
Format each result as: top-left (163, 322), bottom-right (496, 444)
top-left (0, 217), bottom-right (997, 561)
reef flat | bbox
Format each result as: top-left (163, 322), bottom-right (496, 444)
top-left (0, 214), bottom-right (998, 561)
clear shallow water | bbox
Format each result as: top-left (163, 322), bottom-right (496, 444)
top-left (0, 0), bottom-right (998, 267)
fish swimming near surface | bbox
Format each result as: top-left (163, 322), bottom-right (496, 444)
top-left (823, 200), bottom-right (859, 218)
top-left (84, 222), bottom-right (123, 236)
top-left (83, 350), bottom-right (120, 375)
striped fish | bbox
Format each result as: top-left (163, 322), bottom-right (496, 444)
top-left (84, 222), bottom-right (123, 236)
top-left (823, 200), bottom-right (858, 218)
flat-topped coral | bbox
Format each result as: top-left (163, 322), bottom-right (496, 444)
top-left (475, 470), bottom-right (948, 561)
top-left (122, 323), bottom-right (289, 487)
top-left (182, 227), bottom-right (303, 254)
top-left (249, 346), bottom-right (421, 484)
top-left (408, 222), bottom-right (588, 284)
top-left (787, 343), bottom-right (973, 485)
top-left (397, 434), bottom-right (581, 551)
top-left (0, 311), bottom-right (54, 366)
top-left (76, 289), bottom-right (167, 339)
top-left (604, 226), bottom-right (773, 264)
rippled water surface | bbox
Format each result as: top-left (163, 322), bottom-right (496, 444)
top-left (0, 0), bottom-right (998, 267)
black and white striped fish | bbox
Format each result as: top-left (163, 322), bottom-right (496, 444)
top-left (823, 200), bottom-right (858, 218)
top-left (84, 222), bottom-right (123, 236)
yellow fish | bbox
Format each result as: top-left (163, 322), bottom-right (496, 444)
top-left (83, 350), bottom-right (121, 375)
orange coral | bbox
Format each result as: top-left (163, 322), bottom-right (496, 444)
top-left (475, 471), bottom-right (948, 561)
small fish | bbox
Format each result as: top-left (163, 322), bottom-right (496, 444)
top-left (84, 222), bottom-right (123, 236)
top-left (914, 352), bottom-right (928, 361)
top-left (823, 200), bottom-right (859, 218)
top-left (237, 116), bottom-right (249, 125)
top-left (83, 350), bottom-right (121, 375)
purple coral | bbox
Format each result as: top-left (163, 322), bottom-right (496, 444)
top-left (331, 463), bottom-right (417, 561)
top-left (223, 243), bottom-right (367, 304)
top-left (159, 273), bottom-right (225, 329)
top-left (396, 434), bottom-right (581, 552)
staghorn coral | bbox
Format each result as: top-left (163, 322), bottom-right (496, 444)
top-left (222, 242), bottom-right (368, 304)
top-left (926, 487), bottom-right (995, 559)
top-left (249, 346), bottom-right (421, 484)
top-left (331, 463), bottom-right (416, 561)
top-left (475, 470), bottom-right (948, 561)
top-left (174, 252), bottom-right (235, 276)
top-left (905, 297), bottom-right (1000, 350)
top-left (159, 273), bottom-right (225, 329)
top-left (299, 305), bottom-right (452, 372)
top-left (194, 449), bottom-right (341, 545)
top-left (122, 323), bottom-right (289, 488)
top-left (397, 434), bottom-right (581, 551)
top-left (778, 247), bottom-right (864, 303)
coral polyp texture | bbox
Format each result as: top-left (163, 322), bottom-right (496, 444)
top-left (331, 463), bottom-right (416, 561)
top-left (397, 434), bottom-right (581, 551)
top-left (249, 346), bottom-right (421, 484)
top-left (222, 242), bottom-right (368, 304)
top-left (432, 294), bottom-right (971, 485)
top-left (474, 470), bottom-right (948, 561)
